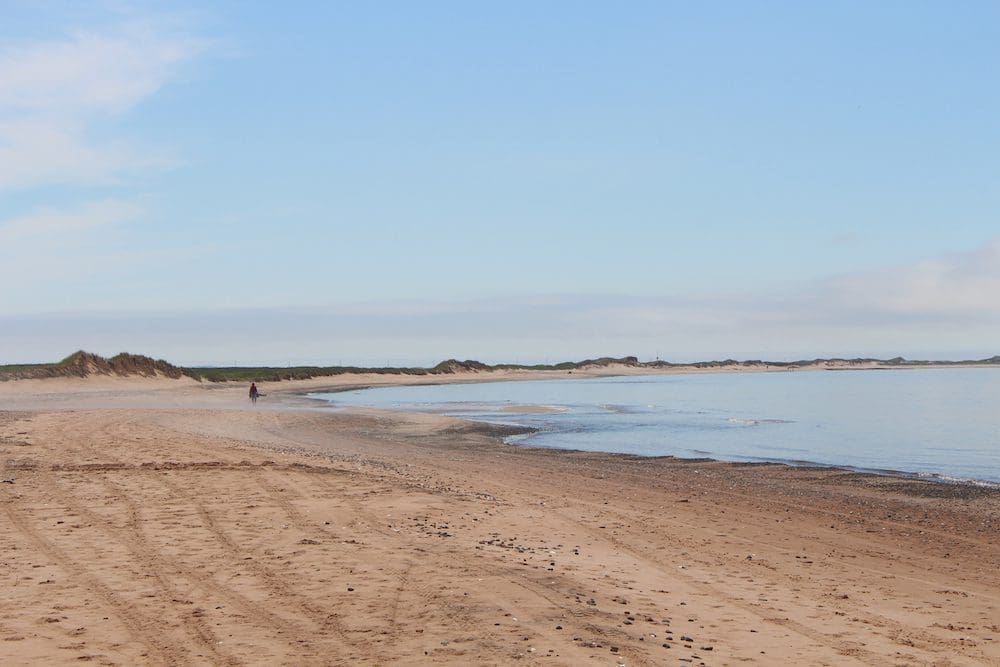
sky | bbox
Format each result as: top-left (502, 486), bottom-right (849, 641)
top-left (1, 1), bottom-right (999, 366)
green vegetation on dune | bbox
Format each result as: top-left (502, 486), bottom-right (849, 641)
top-left (190, 365), bottom-right (433, 383)
top-left (492, 356), bottom-right (640, 371)
top-left (1, 351), bottom-right (193, 381)
top-left (0, 353), bottom-right (643, 382)
top-left (191, 356), bottom-right (641, 382)
top-left (0, 363), bottom-right (50, 374)
top-left (3, 352), bottom-right (1000, 383)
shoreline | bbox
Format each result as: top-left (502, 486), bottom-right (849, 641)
top-left (2, 374), bottom-right (999, 664)
top-left (303, 371), bottom-right (1000, 490)
top-left (4, 365), bottom-right (999, 490)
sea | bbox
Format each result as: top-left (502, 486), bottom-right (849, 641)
top-left (310, 368), bottom-right (1000, 486)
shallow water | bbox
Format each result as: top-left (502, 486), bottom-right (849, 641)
top-left (311, 368), bottom-right (1000, 484)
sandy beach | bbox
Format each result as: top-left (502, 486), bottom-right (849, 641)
top-left (1, 372), bottom-right (998, 666)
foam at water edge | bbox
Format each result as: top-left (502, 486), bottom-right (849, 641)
top-left (727, 417), bottom-right (793, 426)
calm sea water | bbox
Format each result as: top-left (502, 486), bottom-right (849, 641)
top-left (311, 368), bottom-right (1000, 485)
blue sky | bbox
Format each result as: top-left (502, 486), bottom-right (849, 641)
top-left (2, 1), bottom-right (999, 365)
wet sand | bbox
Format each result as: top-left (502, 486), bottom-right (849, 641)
top-left (1, 374), bottom-right (998, 665)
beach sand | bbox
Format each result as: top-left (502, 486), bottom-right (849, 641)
top-left (1, 373), bottom-right (998, 665)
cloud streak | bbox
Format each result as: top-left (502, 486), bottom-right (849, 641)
top-left (819, 239), bottom-right (1000, 321)
top-left (0, 12), bottom-right (205, 312)
top-left (0, 21), bottom-right (202, 192)
top-left (0, 118), bottom-right (133, 191)
top-left (5, 238), bottom-right (1000, 366)
top-left (0, 199), bottom-right (142, 245)
top-left (0, 24), bottom-right (197, 114)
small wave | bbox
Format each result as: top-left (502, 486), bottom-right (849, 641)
top-left (599, 404), bottom-right (640, 414)
top-left (727, 417), bottom-right (792, 426)
top-left (497, 404), bottom-right (571, 414)
top-left (914, 472), bottom-right (1000, 489)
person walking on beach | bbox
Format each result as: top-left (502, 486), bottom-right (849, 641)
top-left (249, 382), bottom-right (259, 405)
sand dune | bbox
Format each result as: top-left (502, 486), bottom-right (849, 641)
top-left (1, 375), bottom-right (997, 665)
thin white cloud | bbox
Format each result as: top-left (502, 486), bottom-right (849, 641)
top-left (0, 118), bottom-right (134, 190)
top-left (0, 24), bottom-right (198, 114)
top-left (3, 236), bottom-right (999, 364)
top-left (822, 238), bottom-right (1000, 319)
top-left (0, 199), bottom-right (142, 245)
top-left (0, 21), bottom-right (203, 192)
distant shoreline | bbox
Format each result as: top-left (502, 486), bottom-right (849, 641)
top-left (4, 349), bottom-right (1000, 383)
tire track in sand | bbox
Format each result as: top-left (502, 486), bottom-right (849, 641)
top-left (95, 476), bottom-right (246, 667)
top-left (151, 472), bottom-right (365, 655)
top-left (552, 501), bottom-right (988, 664)
top-left (259, 468), bottom-right (661, 667)
top-left (249, 470), bottom-right (463, 650)
top-left (0, 500), bottom-right (178, 664)
top-left (43, 473), bottom-right (320, 653)
top-left (18, 411), bottom-right (362, 664)
top-left (548, 506), bottom-right (899, 666)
